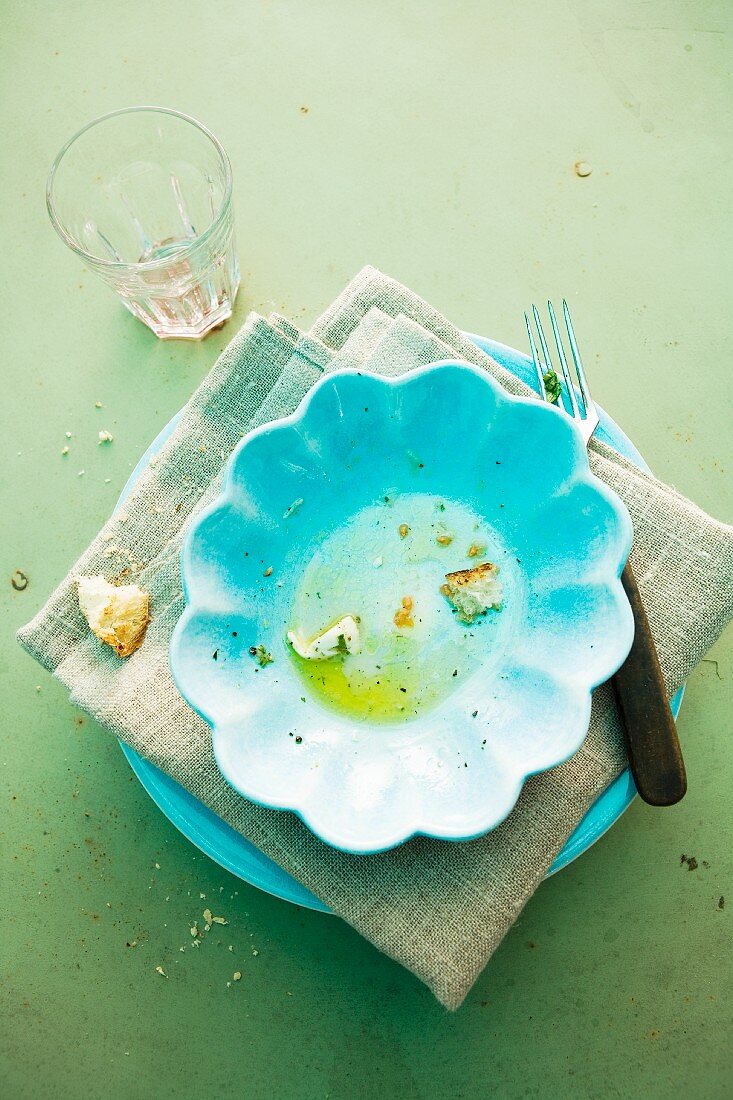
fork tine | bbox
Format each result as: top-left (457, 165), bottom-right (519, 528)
top-left (533, 302), bottom-right (570, 412)
top-left (524, 312), bottom-right (547, 397)
top-left (531, 303), bottom-right (551, 368)
top-left (531, 303), bottom-right (558, 404)
top-left (562, 300), bottom-right (593, 418)
top-left (547, 301), bottom-right (581, 419)
top-left (525, 299), bottom-right (600, 446)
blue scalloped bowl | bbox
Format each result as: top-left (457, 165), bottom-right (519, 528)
top-left (171, 361), bottom-right (634, 854)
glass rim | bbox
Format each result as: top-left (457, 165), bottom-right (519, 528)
top-left (46, 105), bottom-right (234, 272)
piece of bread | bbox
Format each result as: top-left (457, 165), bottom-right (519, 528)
top-left (441, 562), bottom-right (502, 623)
top-left (77, 575), bottom-right (151, 657)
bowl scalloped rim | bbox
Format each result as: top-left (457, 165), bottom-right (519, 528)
top-left (170, 360), bottom-right (634, 854)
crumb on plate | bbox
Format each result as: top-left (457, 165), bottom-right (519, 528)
top-left (394, 595), bottom-right (414, 629)
top-left (441, 562), bottom-right (502, 623)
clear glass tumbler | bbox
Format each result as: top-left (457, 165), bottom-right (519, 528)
top-left (47, 106), bottom-right (239, 339)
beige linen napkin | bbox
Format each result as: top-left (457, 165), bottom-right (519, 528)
top-left (18, 268), bottom-right (733, 1009)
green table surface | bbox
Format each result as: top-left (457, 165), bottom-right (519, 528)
top-left (1, 2), bottom-right (731, 1097)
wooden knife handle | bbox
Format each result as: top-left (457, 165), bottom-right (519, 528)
top-left (611, 560), bottom-right (687, 805)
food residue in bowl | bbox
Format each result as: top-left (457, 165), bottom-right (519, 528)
top-left (249, 643), bottom-right (274, 667)
top-left (282, 493), bottom-right (514, 722)
top-left (287, 615), bottom-right (362, 660)
top-left (393, 595), bottom-right (414, 629)
top-left (440, 562), bottom-right (503, 623)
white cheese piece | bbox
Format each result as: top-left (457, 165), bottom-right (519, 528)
top-left (287, 615), bottom-right (361, 660)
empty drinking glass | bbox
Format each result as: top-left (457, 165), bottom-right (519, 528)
top-left (47, 106), bottom-right (240, 339)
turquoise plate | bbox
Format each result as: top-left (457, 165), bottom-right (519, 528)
top-left (118, 336), bottom-right (684, 904)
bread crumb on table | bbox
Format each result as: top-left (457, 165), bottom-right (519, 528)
top-left (77, 575), bottom-right (151, 657)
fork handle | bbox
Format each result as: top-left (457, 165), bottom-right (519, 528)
top-left (612, 561), bottom-right (687, 806)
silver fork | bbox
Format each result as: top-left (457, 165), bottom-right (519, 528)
top-left (525, 301), bottom-right (687, 807)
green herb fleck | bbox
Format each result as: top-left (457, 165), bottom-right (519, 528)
top-left (543, 369), bottom-right (562, 404)
top-left (249, 644), bottom-right (273, 667)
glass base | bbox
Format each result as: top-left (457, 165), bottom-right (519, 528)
top-left (121, 275), bottom-right (239, 340)
top-left (143, 304), bottom-right (233, 340)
